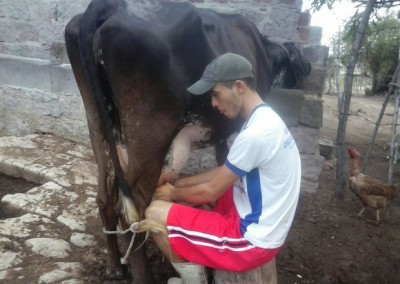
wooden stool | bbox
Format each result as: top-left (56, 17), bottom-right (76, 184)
top-left (213, 258), bottom-right (277, 284)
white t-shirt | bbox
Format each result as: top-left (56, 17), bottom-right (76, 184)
top-left (225, 104), bottom-right (301, 249)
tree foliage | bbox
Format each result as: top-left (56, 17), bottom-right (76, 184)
top-left (309, 0), bottom-right (400, 12)
top-left (341, 12), bottom-right (400, 95)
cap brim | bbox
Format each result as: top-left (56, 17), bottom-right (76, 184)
top-left (187, 79), bottom-right (216, 95)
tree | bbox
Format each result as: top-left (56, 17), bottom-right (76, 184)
top-left (365, 15), bottom-right (400, 94)
top-left (335, 0), bottom-right (375, 198)
top-left (340, 13), bottom-right (400, 95)
top-left (363, 50), bottom-right (400, 177)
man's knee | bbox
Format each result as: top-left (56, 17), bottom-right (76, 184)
top-left (145, 200), bottom-right (172, 224)
top-left (145, 200), bottom-right (160, 220)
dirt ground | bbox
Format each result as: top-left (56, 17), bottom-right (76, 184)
top-left (1, 94), bottom-right (400, 283)
top-left (278, 94), bottom-right (400, 284)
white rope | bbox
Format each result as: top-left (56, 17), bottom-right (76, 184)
top-left (103, 222), bottom-right (149, 264)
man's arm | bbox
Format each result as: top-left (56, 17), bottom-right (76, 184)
top-left (155, 165), bottom-right (239, 205)
top-left (174, 167), bottom-right (220, 187)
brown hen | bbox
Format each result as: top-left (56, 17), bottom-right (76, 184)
top-left (348, 148), bottom-right (398, 224)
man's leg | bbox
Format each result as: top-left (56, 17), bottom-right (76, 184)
top-left (145, 200), bottom-right (208, 284)
top-left (145, 200), bottom-right (184, 263)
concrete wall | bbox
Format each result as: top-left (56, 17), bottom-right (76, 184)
top-left (0, 0), bottom-right (328, 192)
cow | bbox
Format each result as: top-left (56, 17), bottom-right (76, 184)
top-left (64, 0), bottom-right (311, 282)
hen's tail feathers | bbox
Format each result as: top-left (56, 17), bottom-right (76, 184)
top-left (381, 184), bottom-right (399, 201)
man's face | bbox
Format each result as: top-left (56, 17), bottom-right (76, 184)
top-left (210, 83), bottom-right (242, 119)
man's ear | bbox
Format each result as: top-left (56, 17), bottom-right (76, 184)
top-left (233, 80), bottom-right (246, 94)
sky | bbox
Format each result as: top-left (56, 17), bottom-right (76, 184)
top-left (302, 0), bottom-right (360, 46)
top-left (303, 0), bottom-right (400, 46)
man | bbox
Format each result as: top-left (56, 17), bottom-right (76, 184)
top-left (145, 52), bottom-right (301, 284)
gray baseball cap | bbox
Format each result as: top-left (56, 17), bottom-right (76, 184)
top-left (187, 52), bottom-right (254, 95)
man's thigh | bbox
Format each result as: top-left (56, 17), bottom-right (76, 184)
top-left (166, 203), bottom-right (279, 272)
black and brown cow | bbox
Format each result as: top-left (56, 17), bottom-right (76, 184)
top-left (64, 0), bottom-right (310, 282)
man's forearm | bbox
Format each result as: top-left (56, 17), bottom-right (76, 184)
top-left (172, 182), bottom-right (217, 205)
top-left (174, 167), bottom-right (220, 187)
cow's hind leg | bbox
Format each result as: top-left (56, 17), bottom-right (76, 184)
top-left (96, 156), bottom-right (124, 278)
top-left (98, 15), bottom-right (187, 283)
top-left (65, 15), bottom-right (124, 279)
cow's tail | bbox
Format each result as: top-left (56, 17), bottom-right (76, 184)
top-left (78, 0), bottom-right (138, 224)
top-left (122, 196), bottom-right (139, 224)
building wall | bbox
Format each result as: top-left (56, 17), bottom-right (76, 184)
top-left (0, 0), bottom-right (328, 192)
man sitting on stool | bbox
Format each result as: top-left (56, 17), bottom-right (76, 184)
top-left (146, 52), bottom-right (301, 284)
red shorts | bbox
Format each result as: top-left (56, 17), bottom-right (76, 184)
top-left (166, 187), bottom-right (281, 272)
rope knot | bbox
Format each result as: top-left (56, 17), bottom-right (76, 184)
top-left (129, 222), bottom-right (140, 232)
top-left (102, 219), bottom-right (168, 265)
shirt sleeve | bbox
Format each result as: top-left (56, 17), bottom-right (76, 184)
top-left (225, 130), bottom-right (270, 176)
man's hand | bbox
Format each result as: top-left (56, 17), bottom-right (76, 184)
top-left (154, 182), bottom-right (175, 202)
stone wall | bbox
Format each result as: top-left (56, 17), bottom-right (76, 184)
top-left (0, 0), bottom-right (328, 192)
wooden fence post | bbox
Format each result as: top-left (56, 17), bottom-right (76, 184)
top-left (388, 83), bottom-right (400, 184)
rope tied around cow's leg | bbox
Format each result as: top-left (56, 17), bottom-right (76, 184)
top-left (103, 219), bottom-right (168, 265)
top-left (103, 222), bottom-right (147, 264)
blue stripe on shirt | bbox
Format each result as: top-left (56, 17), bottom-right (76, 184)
top-left (240, 168), bottom-right (263, 235)
top-left (224, 160), bottom-right (247, 177)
